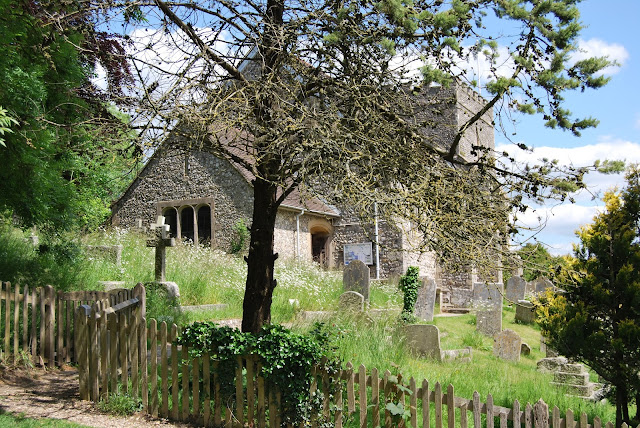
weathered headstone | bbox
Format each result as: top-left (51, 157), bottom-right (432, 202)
top-left (521, 342), bottom-right (531, 356)
top-left (515, 300), bottom-right (536, 323)
top-left (343, 259), bottom-right (370, 302)
top-left (472, 282), bottom-right (503, 309)
top-left (339, 291), bottom-right (365, 312)
top-left (506, 276), bottom-right (527, 302)
top-left (493, 329), bottom-right (522, 361)
top-left (99, 281), bottom-right (127, 291)
top-left (86, 245), bottom-right (124, 266)
top-left (414, 278), bottom-right (437, 321)
top-left (404, 324), bottom-right (442, 361)
top-left (535, 277), bottom-right (554, 295)
top-left (147, 216), bottom-right (176, 282)
top-left (476, 308), bottom-right (502, 336)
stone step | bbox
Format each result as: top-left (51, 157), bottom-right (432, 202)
top-left (550, 382), bottom-right (595, 397)
top-left (560, 363), bottom-right (585, 374)
top-left (553, 371), bottom-right (590, 386)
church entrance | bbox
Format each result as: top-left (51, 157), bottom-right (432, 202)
top-left (309, 219), bottom-right (333, 268)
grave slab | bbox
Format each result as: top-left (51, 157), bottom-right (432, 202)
top-left (414, 278), bottom-right (437, 321)
top-left (493, 329), bottom-right (522, 361)
top-left (343, 260), bottom-right (370, 302)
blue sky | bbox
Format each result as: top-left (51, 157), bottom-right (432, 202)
top-left (498, 0), bottom-right (640, 254)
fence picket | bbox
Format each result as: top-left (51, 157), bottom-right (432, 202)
top-left (487, 394), bottom-right (494, 428)
top-left (566, 409), bottom-right (575, 428)
top-left (13, 283), bottom-right (19, 360)
top-left (460, 403), bottom-right (468, 428)
top-left (409, 377), bottom-right (417, 428)
top-left (447, 384), bottom-right (455, 428)
top-left (181, 343), bottom-right (189, 422)
top-left (30, 287), bottom-right (37, 362)
top-left (160, 321), bottom-right (169, 418)
top-left (56, 293), bottom-right (63, 366)
top-left (435, 382), bottom-right (443, 428)
top-left (472, 391), bottom-right (481, 428)
top-left (149, 319), bottom-right (158, 418)
top-left (119, 312), bottom-right (129, 395)
top-left (89, 304), bottom-right (99, 401)
top-left (214, 360), bottom-right (222, 426)
top-left (44, 285), bottom-right (55, 366)
top-left (534, 400), bottom-right (549, 428)
top-left (383, 370), bottom-right (392, 427)
top-left (347, 362), bottom-right (355, 415)
top-left (335, 368), bottom-right (343, 428)
top-left (171, 324), bottom-right (179, 420)
top-left (359, 364), bottom-right (367, 427)
top-left (525, 403), bottom-right (533, 428)
top-left (193, 356), bottom-right (200, 423)
top-left (257, 362), bottom-right (265, 428)
top-left (247, 355), bottom-right (255, 424)
top-left (594, 416), bottom-right (602, 428)
top-left (423, 380), bottom-right (431, 428)
top-left (22, 284), bottom-right (28, 355)
top-left (372, 367), bottom-right (380, 428)
top-left (500, 411), bottom-right (508, 428)
top-left (236, 355), bottom-right (244, 426)
top-left (203, 353), bottom-right (211, 427)
top-left (140, 316), bottom-right (148, 412)
top-left (75, 305), bottom-right (89, 400)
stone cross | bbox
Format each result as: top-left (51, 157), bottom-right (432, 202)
top-left (147, 216), bottom-right (176, 282)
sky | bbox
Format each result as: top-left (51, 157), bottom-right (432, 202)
top-left (495, 0), bottom-right (640, 254)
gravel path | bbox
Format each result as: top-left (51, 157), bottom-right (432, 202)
top-left (0, 366), bottom-right (194, 428)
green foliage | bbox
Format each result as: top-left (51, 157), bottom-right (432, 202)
top-left (178, 321), bottom-right (339, 425)
top-left (516, 243), bottom-right (569, 282)
top-left (537, 166), bottom-right (640, 427)
top-left (398, 266), bottom-right (420, 320)
top-left (97, 391), bottom-right (142, 416)
top-left (0, 412), bottom-right (90, 427)
top-left (0, 0), bottom-right (137, 231)
top-left (229, 219), bottom-right (249, 254)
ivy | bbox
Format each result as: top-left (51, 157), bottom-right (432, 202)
top-left (398, 266), bottom-right (420, 322)
top-left (178, 322), bottom-right (340, 426)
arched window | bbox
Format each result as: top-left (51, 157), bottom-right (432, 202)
top-left (180, 206), bottom-right (195, 242)
top-left (197, 205), bottom-right (212, 245)
top-left (162, 207), bottom-right (178, 238)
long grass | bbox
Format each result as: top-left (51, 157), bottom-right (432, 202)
top-left (0, 224), bottom-right (617, 424)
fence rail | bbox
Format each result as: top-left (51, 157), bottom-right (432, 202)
top-left (0, 281), bottom-right (144, 367)
top-left (74, 303), bottom-right (633, 428)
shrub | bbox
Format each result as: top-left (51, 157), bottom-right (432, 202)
top-left (398, 266), bottom-right (420, 321)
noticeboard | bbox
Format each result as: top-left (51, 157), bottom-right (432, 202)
top-left (343, 242), bottom-right (373, 265)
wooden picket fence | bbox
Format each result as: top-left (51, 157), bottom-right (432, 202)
top-left (0, 281), bottom-right (145, 367)
top-left (74, 303), bottom-right (629, 428)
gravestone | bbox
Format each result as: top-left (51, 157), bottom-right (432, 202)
top-left (147, 216), bottom-right (176, 282)
top-left (414, 278), bottom-right (437, 321)
top-left (493, 329), bottom-right (522, 361)
top-left (343, 260), bottom-right (370, 302)
top-left (339, 291), bottom-right (365, 312)
top-left (535, 277), bottom-right (554, 295)
top-left (506, 276), bottom-right (526, 302)
top-left (476, 309), bottom-right (502, 336)
top-left (404, 324), bottom-right (442, 361)
top-left (515, 300), bottom-right (536, 323)
top-left (521, 343), bottom-right (531, 356)
top-left (472, 282), bottom-right (503, 309)
top-left (99, 281), bottom-right (127, 291)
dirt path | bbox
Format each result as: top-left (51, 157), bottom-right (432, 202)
top-left (0, 365), bottom-right (194, 427)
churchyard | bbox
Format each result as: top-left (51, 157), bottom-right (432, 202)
top-left (0, 225), bottom-right (618, 425)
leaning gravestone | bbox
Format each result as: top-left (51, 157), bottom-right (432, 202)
top-left (506, 276), bottom-right (526, 302)
top-left (515, 300), bottom-right (536, 323)
top-left (414, 278), bottom-right (437, 321)
top-left (476, 309), bottom-right (502, 336)
top-left (404, 324), bottom-right (442, 361)
top-left (535, 277), bottom-right (554, 295)
top-left (339, 291), bottom-right (365, 312)
top-left (343, 260), bottom-right (370, 302)
top-left (493, 329), bottom-right (522, 361)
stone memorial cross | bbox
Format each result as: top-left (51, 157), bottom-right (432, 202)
top-left (147, 216), bottom-right (176, 282)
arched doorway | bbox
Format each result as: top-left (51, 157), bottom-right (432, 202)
top-left (309, 219), bottom-right (333, 267)
top-left (162, 207), bottom-right (178, 238)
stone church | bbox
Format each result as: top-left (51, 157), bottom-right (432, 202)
top-left (110, 80), bottom-right (494, 284)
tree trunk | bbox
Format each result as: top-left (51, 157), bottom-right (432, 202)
top-left (615, 384), bottom-right (630, 428)
top-left (241, 177), bottom-right (279, 333)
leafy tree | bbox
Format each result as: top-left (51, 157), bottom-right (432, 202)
top-left (0, 0), bottom-right (138, 231)
top-left (516, 243), bottom-right (570, 281)
top-left (96, 0), bottom-right (614, 332)
top-left (537, 167), bottom-right (640, 428)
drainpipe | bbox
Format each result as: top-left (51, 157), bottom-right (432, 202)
top-left (296, 209), bottom-right (305, 259)
top-left (374, 202), bottom-right (380, 280)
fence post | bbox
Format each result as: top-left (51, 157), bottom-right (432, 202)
top-left (43, 285), bottom-right (56, 367)
top-left (75, 304), bottom-right (91, 401)
top-left (534, 399), bottom-right (549, 428)
top-left (133, 283), bottom-right (146, 319)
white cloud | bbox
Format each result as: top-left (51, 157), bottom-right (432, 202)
top-left (573, 38), bottom-right (629, 75)
top-left (501, 138), bottom-right (640, 253)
